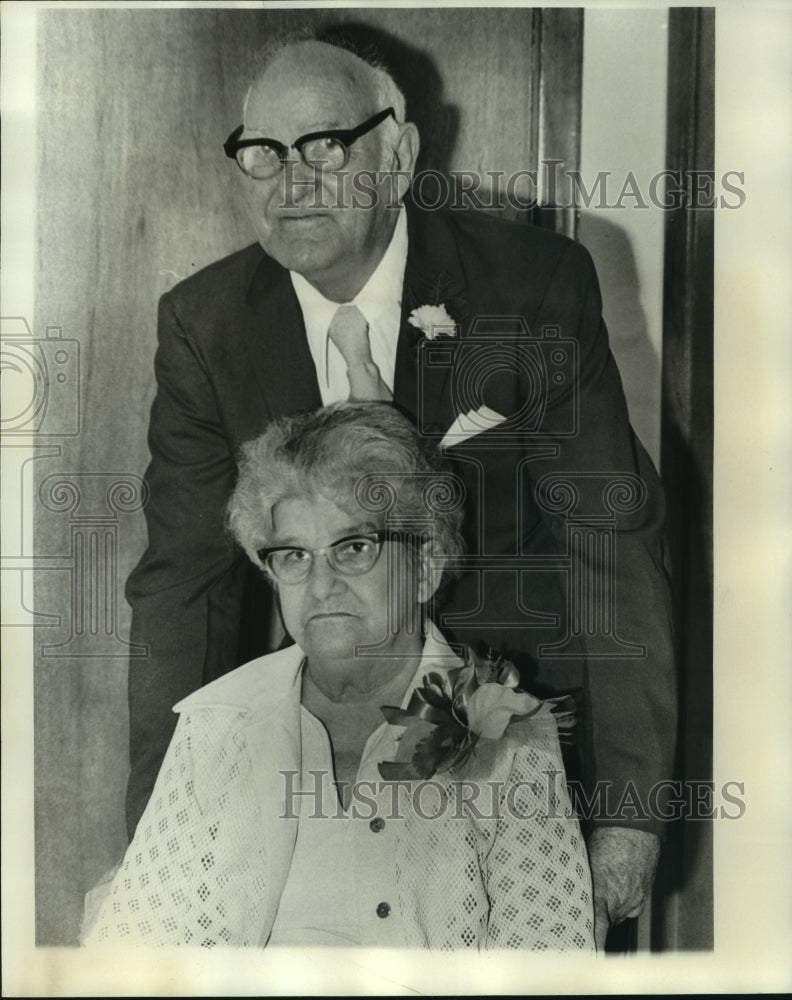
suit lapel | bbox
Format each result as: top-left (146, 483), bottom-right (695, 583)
top-left (242, 254), bottom-right (323, 420)
top-left (239, 209), bottom-right (468, 433)
top-left (394, 205), bottom-right (468, 437)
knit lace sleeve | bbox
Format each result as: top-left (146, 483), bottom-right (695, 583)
top-left (484, 728), bottom-right (595, 950)
top-left (394, 720), bottom-right (595, 951)
top-left (81, 710), bottom-right (268, 947)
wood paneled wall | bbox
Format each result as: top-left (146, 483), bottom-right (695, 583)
top-left (656, 6), bottom-right (715, 952)
top-left (33, 7), bottom-right (582, 945)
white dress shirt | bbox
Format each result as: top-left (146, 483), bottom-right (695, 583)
top-left (289, 207), bottom-right (408, 403)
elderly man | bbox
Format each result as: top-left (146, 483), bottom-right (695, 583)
top-left (126, 35), bottom-right (676, 950)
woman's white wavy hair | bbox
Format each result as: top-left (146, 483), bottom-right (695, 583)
top-left (227, 402), bottom-right (464, 589)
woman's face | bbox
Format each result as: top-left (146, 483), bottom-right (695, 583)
top-left (269, 494), bottom-right (432, 669)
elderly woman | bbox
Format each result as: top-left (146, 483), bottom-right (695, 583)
top-left (83, 402), bottom-right (594, 950)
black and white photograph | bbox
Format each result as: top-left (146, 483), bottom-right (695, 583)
top-left (1, 0), bottom-right (789, 994)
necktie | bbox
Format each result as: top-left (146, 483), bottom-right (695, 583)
top-left (327, 304), bottom-right (393, 402)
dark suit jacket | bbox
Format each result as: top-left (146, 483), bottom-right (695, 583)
top-left (126, 203), bottom-right (677, 838)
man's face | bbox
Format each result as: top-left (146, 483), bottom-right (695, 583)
top-left (269, 494), bottom-right (422, 671)
top-left (238, 45), bottom-right (412, 299)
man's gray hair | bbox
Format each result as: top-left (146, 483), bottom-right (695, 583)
top-left (243, 29), bottom-right (407, 124)
top-left (227, 402), bottom-right (464, 582)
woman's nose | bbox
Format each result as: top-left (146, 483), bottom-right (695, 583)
top-left (305, 551), bottom-right (345, 598)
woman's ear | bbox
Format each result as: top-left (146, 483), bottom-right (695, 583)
top-left (416, 539), bottom-right (445, 605)
top-left (253, 548), bottom-right (278, 590)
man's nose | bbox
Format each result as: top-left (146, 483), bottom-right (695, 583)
top-left (280, 156), bottom-right (322, 205)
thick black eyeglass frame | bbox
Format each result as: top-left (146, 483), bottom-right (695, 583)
top-left (256, 528), bottom-right (418, 581)
top-left (223, 107), bottom-right (396, 173)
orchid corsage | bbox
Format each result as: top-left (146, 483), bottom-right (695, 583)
top-left (407, 303), bottom-right (457, 340)
top-left (378, 647), bottom-right (574, 781)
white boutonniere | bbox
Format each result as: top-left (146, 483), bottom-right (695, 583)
top-left (408, 303), bottom-right (457, 340)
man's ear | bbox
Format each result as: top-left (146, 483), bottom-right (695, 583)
top-left (389, 122), bottom-right (420, 188)
top-left (416, 539), bottom-right (444, 605)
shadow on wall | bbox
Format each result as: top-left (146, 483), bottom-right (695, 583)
top-left (315, 20), bottom-right (459, 177)
top-left (578, 210), bottom-right (661, 467)
top-left (315, 19), bottom-right (551, 227)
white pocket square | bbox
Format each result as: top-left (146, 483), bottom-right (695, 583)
top-left (439, 405), bottom-right (507, 448)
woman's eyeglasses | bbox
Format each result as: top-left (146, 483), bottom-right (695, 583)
top-left (257, 528), bottom-right (416, 585)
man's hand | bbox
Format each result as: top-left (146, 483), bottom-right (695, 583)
top-left (587, 827), bottom-right (661, 951)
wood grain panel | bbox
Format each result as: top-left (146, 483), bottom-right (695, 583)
top-left (33, 7), bottom-right (581, 943)
top-left (655, 6), bottom-right (715, 952)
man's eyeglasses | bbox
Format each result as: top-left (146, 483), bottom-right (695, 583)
top-left (257, 529), bottom-right (415, 585)
top-left (224, 108), bottom-right (396, 180)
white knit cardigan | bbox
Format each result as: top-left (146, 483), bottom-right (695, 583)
top-left (83, 642), bottom-right (595, 950)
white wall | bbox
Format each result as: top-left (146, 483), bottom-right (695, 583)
top-left (579, 9), bottom-right (669, 467)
